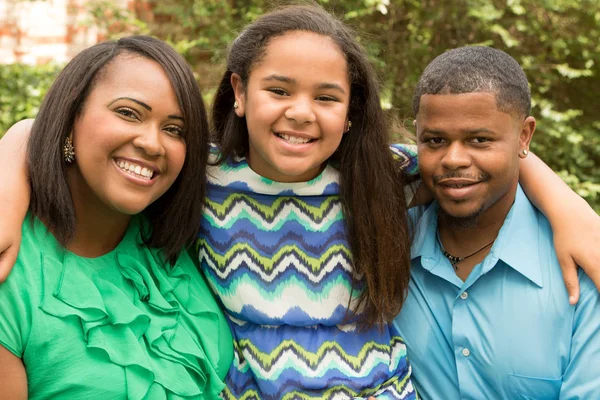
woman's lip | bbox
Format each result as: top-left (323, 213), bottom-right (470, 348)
top-left (114, 157), bottom-right (160, 174)
top-left (113, 159), bottom-right (158, 186)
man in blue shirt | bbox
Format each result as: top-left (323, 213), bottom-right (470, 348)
top-left (394, 46), bottom-right (600, 399)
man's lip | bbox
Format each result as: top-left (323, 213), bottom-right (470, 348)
top-left (437, 179), bottom-right (480, 186)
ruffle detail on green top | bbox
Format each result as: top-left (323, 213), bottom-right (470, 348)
top-left (38, 248), bottom-right (224, 399)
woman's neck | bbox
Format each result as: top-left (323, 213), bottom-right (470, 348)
top-left (65, 172), bottom-right (131, 258)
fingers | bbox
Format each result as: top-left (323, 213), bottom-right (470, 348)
top-left (558, 254), bottom-right (580, 305)
top-left (0, 245), bottom-right (19, 283)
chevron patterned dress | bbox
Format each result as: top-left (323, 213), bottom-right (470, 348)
top-left (198, 145), bottom-right (419, 400)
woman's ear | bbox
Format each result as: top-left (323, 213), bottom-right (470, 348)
top-left (230, 73), bottom-right (246, 117)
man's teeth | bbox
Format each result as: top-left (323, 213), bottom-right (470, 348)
top-left (278, 133), bottom-right (311, 144)
top-left (117, 160), bottom-right (153, 179)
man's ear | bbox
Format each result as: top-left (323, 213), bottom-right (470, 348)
top-left (519, 116), bottom-right (536, 155)
top-left (230, 73), bottom-right (246, 117)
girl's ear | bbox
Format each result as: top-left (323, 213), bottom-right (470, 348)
top-left (230, 73), bottom-right (246, 117)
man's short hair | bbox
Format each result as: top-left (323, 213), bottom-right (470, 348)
top-left (412, 46), bottom-right (531, 118)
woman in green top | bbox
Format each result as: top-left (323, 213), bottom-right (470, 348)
top-left (0, 36), bottom-right (233, 399)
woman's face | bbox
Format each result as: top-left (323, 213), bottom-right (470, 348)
top-left (68, 55), bottom-right (186, 217)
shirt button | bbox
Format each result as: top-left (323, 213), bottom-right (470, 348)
top-left (462, 348), bottom-right (471, 357)
top-left (460, 291), bottom-right (468, 300)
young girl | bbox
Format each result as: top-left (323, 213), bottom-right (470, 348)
top-left (1, 4), bottom-right (599, 400)
top-left (0, 36), bottom-right (233, 398)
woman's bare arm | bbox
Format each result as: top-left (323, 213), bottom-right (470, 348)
top-left (0, 119), bottom-right (32, 282)
top-left (0, 345), bottom-right (27, 399)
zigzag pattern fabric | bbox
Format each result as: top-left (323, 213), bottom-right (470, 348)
top-left (198, 145), bottom-right (419, 399)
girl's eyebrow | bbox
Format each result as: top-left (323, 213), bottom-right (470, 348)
top-left (262, 74), bottom-right (346, 94)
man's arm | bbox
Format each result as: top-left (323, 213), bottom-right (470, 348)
top-left (0, 119), bottom-right (32, 282)
top-left (559, 272), bottom-right (600, 398)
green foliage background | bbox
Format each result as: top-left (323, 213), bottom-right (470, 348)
top-left (1, 0), bottom-right (598, 211)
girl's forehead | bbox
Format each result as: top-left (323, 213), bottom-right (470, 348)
top-left (250, 31), bottom-right (349, 86)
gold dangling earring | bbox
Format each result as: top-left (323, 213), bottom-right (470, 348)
top-left (63, 137), bottom-right (75, 163)
top-left (345, 120), bottom-right (352, 132)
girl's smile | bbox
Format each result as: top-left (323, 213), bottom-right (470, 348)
top-left (231, 31), bottom-right (351, 183)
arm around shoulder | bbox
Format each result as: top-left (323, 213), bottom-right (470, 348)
top-left (0, 119), bottom-right (33, 282)
top-left (519, 152), bottom-right (600, 303)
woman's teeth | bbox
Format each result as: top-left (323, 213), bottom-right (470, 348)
top-left (277, 133), bottom-right (312, 144)
top-left (117, 160), bottom-right (153, 179)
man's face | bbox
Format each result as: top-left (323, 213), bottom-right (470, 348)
top-left (416, 92), bottom-right (534, 226)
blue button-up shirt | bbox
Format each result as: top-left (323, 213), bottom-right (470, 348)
top-left (394, 186), bottom-right (600, 399)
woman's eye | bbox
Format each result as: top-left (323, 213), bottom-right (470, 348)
top-left (165, 126), bottom-right (184, 136)
top-left (115, 107), bottom-right (138, 119)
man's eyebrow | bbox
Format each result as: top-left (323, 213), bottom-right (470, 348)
top-left (108, 97), bottom-right (152, 111)
top-left (463, 128), bottom-right (497, 135)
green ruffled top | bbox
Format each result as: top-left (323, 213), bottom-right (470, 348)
top-left (0, 213), bottom-right (233, 399)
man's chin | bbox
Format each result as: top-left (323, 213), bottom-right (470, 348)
top-left (437, 202), bottom-right (485, 229)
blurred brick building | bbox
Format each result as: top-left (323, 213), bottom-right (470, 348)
top-left (0, 0), bottom-right (130, 65)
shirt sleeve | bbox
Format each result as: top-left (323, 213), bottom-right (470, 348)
top-left (390, 144), bottom-right (419, 176)
top-left (559, 271), bottom-right (600, 398)
top-left (0, 260), bottom-right (33, 357)
top-left (390, 144), bottom-right (421, 205)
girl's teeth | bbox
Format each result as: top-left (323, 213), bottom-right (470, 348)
top-left (279, 133), bottom-right (311, 144)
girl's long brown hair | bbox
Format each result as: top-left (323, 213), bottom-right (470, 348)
top-left (211, 4), bottom-right (412, 328)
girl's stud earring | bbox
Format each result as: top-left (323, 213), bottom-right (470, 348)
top-left (63, 137), bottom-right (75, 163)
top-left (234, 101), bottom-right (239, 109)
top-left (521, 149), bottom-right (529, 157)
top-left (345, 120), bottom-right (352, 132)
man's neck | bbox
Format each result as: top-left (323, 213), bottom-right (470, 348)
top-left (437, 189), bottom-right (517, 280)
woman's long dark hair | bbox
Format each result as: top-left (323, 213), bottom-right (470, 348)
top-left (28, 36), bottom-right (209, 264)
top-left (211, 4), bottom-right (412, 328)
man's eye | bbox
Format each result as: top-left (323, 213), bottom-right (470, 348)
top-left (426, 137), bottom-right (444, 145)
top-left (472, 137), bottom-right (490, 144)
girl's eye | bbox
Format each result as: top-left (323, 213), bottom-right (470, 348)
top-left (164, 126), bottom-right (184, 136)
top-left (115, 107), bottom-right (138, 119)
top-left (316, 95), bottom-right (338, 102)
top-left (268, 88), bottom-right (288, 96)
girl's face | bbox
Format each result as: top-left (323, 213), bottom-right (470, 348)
top-left (68, 55), bottom-right (186, 217)
top-left (231, 31), bottom-right (351, 182)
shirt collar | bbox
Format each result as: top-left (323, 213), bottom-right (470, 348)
top-left (411, 185), bottom-right (544, 287)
